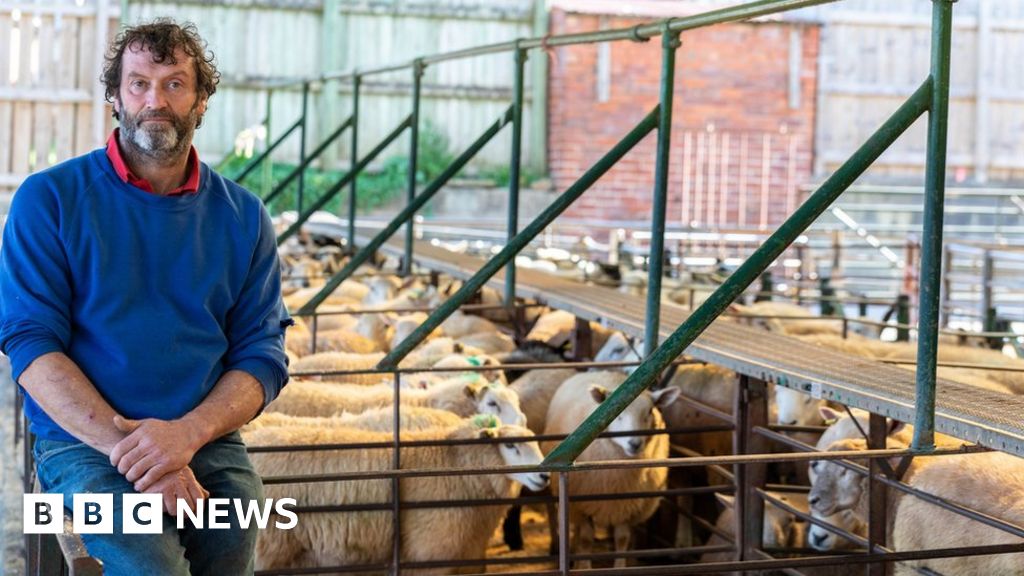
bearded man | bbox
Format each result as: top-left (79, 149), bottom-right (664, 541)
top-left (0, 19), bottom-right (290, 575)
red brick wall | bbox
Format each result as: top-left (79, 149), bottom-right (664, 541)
top-left (549, 10), bottom-right (820, 229)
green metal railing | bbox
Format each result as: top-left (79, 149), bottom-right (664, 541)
top-left (270, 0), bottom-right (954, 468)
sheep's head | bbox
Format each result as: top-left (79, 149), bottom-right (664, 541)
top-left (466, 381), bottom-right (527, 427)
top-left (591, 384), bottom-right (680, 458)
top-left (593, 332), bottom-right (642, 374)
top-left (773, 385), bottom-right (826, 427)
top-left (478, 423), bottom-right (549, 492)
top-left (808, 439), bottom-right (868, 516)
top-left (807, 508), bottom-right (866, 551)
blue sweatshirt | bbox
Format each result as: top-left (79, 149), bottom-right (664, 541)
top-left (0, 149), bottom-right (291, 442)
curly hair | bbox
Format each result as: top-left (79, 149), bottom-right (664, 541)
top-left (102, 18), bottom-right (220, 120)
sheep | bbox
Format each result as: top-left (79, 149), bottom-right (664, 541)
top-left (360, 275), bottom-right (403, 306)
top-left (509, 368), bottom-right (578, 435)
top-left (246, 405), bottom-right (465, 433)
top-left (266, 377), bottom-right (526, 426)
top-left (283, 285), bottom-right (361, 311)
top-left (891, 450), bottom-right (1024, 576)
top-left (388, 312), bottom-right (443, 351)
top-left (289, 351), bottom-right (390, 386)
top-left (246, 419), bottom-right (550, 573)
top-left (440, 309), bottom-right (499, 338)
top-left (731, 301), bottom-right (845, 336)
top-left (285, 328), bottom-right (379, 357)
top-left (455, 331), bottom-right (516, 354)
top-left (542, 371), bottom-right (680, 569)
top-left (354, 313), bottom-right (392, 352)
top-left (526, 309), bottom-right (614, 353)
top-left (592, 332), bottom-right (641, 373)
top-left (700, 492), bottom-right (805, 572)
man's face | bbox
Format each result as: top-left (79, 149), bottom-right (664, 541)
top-left (114, 43), bottom-right (208, 160)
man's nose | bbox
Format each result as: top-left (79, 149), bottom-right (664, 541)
top-left (144, 86), bottom-right (169, 109)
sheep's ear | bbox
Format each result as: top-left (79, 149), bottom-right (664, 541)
top-left (715, 494), bottom-right (735, 509)
top-left (590, 385), bottom-right (609, 404)
top-left (478, 427), bottom-right (498, 439)
top-left (819, 406), bottom-right (841, 423)
top-left (651, 386), bottom-right (681, 409)
top-left (465, 382), bottom-right (485, 399)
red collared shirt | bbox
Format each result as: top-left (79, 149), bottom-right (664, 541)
top-left (105, 128), bottom-right (201, 195)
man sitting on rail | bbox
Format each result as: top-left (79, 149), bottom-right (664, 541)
top-left (0, 18), bottom-right (290, 575)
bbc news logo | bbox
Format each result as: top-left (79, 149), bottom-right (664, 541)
top-left (24, 495), bottom-right (297, 534)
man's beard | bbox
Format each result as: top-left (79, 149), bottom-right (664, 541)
top-left (119, 101), bottom-right (201, 162)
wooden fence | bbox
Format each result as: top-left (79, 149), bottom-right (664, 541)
top-left (0, 0), bottom-right (119, 203)
top-left (796, 0), bottom-right (1024, 183)
top-left (126, 0), bottom-right (542, 173)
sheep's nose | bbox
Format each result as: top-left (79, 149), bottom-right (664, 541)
top-left (808, 494), bottom-right (820, 507)
top-left (811, 532), bottom-right (828, 547)
top-left (538, 473), bottom-right (550, 483)
top-left (628, 439), bottom-right (643, 453)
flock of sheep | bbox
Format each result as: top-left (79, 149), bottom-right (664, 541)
top-left (250, 237), bottom-right (1024, 575)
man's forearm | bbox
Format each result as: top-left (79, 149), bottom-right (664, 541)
top-left (178, 369), bottom-right (265, 449)
top-left (18, 352), bottom-right (124, 454)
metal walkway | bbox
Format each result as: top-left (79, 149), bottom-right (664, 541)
top-left (371, 235), bottom-right (1024, 457)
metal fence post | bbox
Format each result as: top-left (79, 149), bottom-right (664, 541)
top-left (261, 89), bottom-right (274, 200)
top-left (645, 22), bottom-right (681, 358)
top-left (349, 75), bottom-right (361, 252)
top-left (867, 413), bottom-right (889, 576)
top-left (298, 81), bottom-right (310, 215)
top-left (735, 375), bottom-right (768, 562)
top-left (939, 244), bottom-right (952, 328)
top-left (980, 249), bottom-right (993, 329)
top-left (505, 45), bottom-right (527, 312)
top-left (403, 60), bottom-right (424, 277)
top-left (913, 0), bottom-right (954, 451)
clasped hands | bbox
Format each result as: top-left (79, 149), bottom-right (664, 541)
top-left (109, 416), bottom-right (208, 516)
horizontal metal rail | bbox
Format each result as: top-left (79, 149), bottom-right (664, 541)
top-left (277, 114), bottom-right (413, 246)
top-left (262, 115), bottom-right (354, 205)
top-left (295, 105), bottom-right (515, 313)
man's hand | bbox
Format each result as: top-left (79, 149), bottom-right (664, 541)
top-left (143, 465), bottom-right (209, 516)
top-left (110, 416), bottom-right (207, 492)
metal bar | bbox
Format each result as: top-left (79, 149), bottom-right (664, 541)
top-left (391, 372), bottom-right (401, 574)
top-left (277, 114), bottom-right (413, 247)
top-left (913, 0), bottom-right (954, 451)
top-left (295, 106), bottom-right (513, 313)
top-left (262, 115), bottom-right (354, 205)
top-left (505, 45), bottom-right (527, 312)
top-left (261, 92), bottom-right (273, 198)
top-left (348, 75), bottom-right (360, 251)
top-left (297, 82), bottom-right (309, 215)
top-left (545, 80), bottom-right (932, 466)
top-left (234, 117), bottom-right (302, 183)
top-left (557, 471), bottom-right (570, 576)
top-left (403, 61), bottom-right (424, 277)
top-left (378, 106), bottom-right (661, 368)
top-left (868, 413), bottom-right (889, 575)
top-left (645, 24), bottom-right (680, 357)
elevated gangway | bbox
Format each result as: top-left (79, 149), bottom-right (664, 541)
top-left (365, 234), bottom-right (1024, 457)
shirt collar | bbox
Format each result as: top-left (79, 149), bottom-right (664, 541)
top-left (105, 128), bottom-right (201, 195)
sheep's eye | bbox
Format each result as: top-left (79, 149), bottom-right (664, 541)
top-left (810, 462), bottom-right (820, 471)
top-left (504, 443), bottom-right (516, 450)
top-left (488, 401), bottom-right (498, 407)
top-left (804, 397), bottom-right (813, 405)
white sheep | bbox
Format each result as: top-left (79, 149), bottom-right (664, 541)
top-left (246, 419), bottom-right (550, 572)
top-left (891, 450), bottom-right (1024, 575)
top-left (508, 368), bottom-right (578, 435)
top-left (701, 492), bottom-right (805, 572)
top-left (440, 309), bottom-right (499, 338)
top-left (289, 352), bottom-right (390, 386)
top-left (246, 405), bottom-right (465, 433)
top-left (354, 313), bottom-right (392, 352)
top-left (267, 377), bottom-right (526, 427)
top-left (806, 507), bottom-right (867, 552)
top-left (455, 331), bottom-right (516, 354)
top-left (286, 328), bottom-right (379, 357)
top-left (526, 309), bottom-right (614, 353)
top-left (542, 371), bottom-right (680, 569)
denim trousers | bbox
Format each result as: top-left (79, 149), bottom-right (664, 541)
top-left (33, 431), bottom-right (263, 576)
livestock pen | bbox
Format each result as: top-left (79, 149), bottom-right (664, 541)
top-left (17, 0), bottom-right (1024, 575)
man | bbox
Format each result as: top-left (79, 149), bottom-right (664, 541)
top-left (0, 19), bottom-right (290, 575)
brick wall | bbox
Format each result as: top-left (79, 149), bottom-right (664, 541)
top-left (548, 10), bottom-right (820, 230)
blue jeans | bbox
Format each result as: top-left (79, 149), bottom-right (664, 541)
top-left (34, 431), bottom-right (263, 576)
